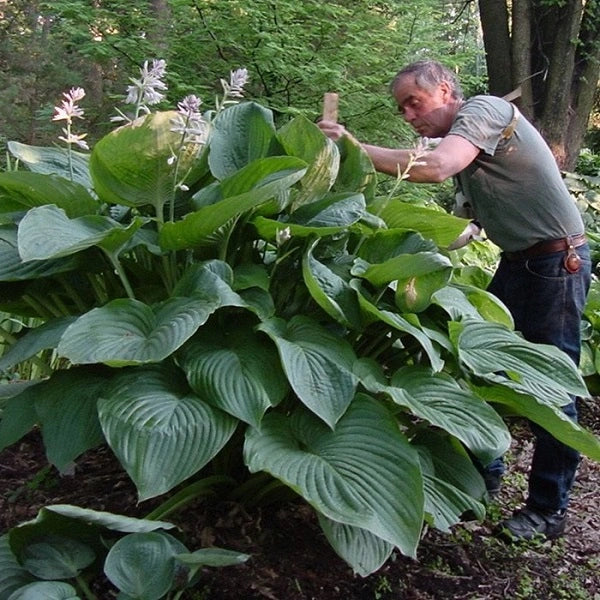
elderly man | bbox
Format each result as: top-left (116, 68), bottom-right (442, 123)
top-left (318, 59), bottom-right (591, 541)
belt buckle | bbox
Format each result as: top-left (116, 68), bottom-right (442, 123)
top-left (564, 239), bottom-right (581, 273)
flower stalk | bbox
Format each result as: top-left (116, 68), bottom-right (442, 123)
top-left (52, 87), bottom-right (89, 181)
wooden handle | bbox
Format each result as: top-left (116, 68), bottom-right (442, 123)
top-left (322, 92), bottom-right (339, 122)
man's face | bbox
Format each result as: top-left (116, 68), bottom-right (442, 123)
top-left (393, 74), bottom-right (456, 138)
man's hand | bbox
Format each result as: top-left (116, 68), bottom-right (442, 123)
top-left (317, 119), bottom-right (358, 143)
top-left (448, 221), bottom-right (482, 250)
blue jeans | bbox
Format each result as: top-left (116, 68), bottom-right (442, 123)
top-left (486, 243), bottom-right (592, 511)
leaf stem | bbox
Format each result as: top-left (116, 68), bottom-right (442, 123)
top-left (75, 574), bottom-right (97, 600)
top-left (108, 255), bottom-right (136, 300)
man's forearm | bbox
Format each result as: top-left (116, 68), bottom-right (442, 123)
top-left (360, 144), bottom-right (414, 177)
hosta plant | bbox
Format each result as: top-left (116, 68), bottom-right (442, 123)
top-left (0, 504), bottom-right (249, 600)
top-left (1, 64), bottom-right (600, 589)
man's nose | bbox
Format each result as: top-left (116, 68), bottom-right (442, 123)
top-left (402, 108), bottom-right (416, 123)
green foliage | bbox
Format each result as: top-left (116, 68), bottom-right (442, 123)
top-left (0, 0), bottom-right (486, 158)
top-left (0, 505), bottom-right (249, 599)
top-left (1, 72), bottom-right (599, 586)
top-left (563, 161), bottom-right (600, 393)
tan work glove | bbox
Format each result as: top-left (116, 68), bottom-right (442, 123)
top-left (448, 221), bottom-right (482, 250)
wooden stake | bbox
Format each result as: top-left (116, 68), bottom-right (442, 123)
top-left (322, 92), bottom-right (339, 122)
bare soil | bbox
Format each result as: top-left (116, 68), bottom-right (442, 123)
top-left (1, 399), bottom-right (599, 600)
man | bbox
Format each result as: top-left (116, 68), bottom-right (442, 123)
top-left (318, 60), bottom-right (591, 541)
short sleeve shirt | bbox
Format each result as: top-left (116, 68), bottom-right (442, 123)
top-left (450, 96), bottom-right (584, 252)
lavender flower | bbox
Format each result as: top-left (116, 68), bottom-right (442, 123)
top-left (112, 59), bottom-right (168, 122)
top-left (220, 68), bottom-right (249, 101)
top-left (126, 59), bottom-right (167, 107)
top-left (170, 94), bottom-right (208, 145)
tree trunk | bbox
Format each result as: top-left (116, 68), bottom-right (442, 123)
top-left (565, 1), bottom-right (600, 167)
top-left (477, 0), bottom-right (512, 96)
top-left (148, 0), bottom-right (171, 57)
top-left (510, 0), bottom-right (533, 120)
top-left (537, 1), bottom-right (583, 167)
top-left (479, 0), bottom-right (600, 171)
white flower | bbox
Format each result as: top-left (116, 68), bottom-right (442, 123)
top-left (53, 87), bottom-right (89, 151)
top-left (58, 129), bottom-right (89, 150)
top-left (53, 87), bottom-right (86, 122)
top-left (276, 226), bottom-right (292, 246)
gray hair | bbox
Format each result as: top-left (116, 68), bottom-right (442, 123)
top-left (390, 60), bottom-right (463, 100)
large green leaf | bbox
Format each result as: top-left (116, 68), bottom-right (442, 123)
top-left (104, 532), bottom-right (187, 600)
top-left (175, 548), bottom-right (250, 568)
top-left (6, 581), bottom-right (79, 600)
top-left (455, 320), bottom-right (589, 405)
top-left (0, 317), bottom-right (76, 372)
top-left (351, 280), bottom-right (444, 372)
top-left (0, 172), bottom-right (97, 219)
top-left (7, 505), bottom-right (176, 566)
top-left (432, 284), bottom-right (514, 329)
top-left (0, 225), bottom-right (80, 282)
top-left (374, 200), bottom-right (467, 246)
top-left (395, 268), bottom-right (452, 313)
top-left (302, 239), bottom-right (362, 329)
top-left (358, 230), bottom-right (437, 263)
top-left (0, 383), bottom-right (42, 453)
top-left (32, 369), bottom-right (106, 472)
top-left (90, 111), bottom-right (196, 212)
top-left (18, 205), bottom-right (147, 261)
top-left (0, 535), bottom-right (34, 599)
top-left (473, 384), bottom-right (600, 461)
top-left (290, 192), bottom-right (367, 227)
top-left (98, 366), bottom-right (237, 500)
top-left (256, 315), bottom-right (358, 427)
top-left (333, 135), bottom-right (377, 200)
top-left (317, 516), bottom-right (393, 577)
top-left (356, 360), bottom-right (510, 465)
top-left (58, 296), bottom-right (222, 366)
top-left (418, 450), bottom-right (485, 532)
top-left (244, 396), bottom-right (424, 558)
top-left (355, 251), bottom-right (452, 286)
top-left (253, 192), bottom-right (367, 241)
top-left (159, 157), bottom-right (307, 250)
top-left (179, 321), bottom-right (288, 427)
top-left (44, 505), bottom-right (175, 533)
top-left (413, 430), bottom-right (488, 498)
top-left (2, 370), bottom-right (104, 468)
top-left (208, 102), bottom-right (276, 179)
top-left (21, 535), bottom-right (95, 580)
top-left (8, 141), bottom-right (92, 190)
top-left (277, 115), bottom-right (339, 209)
top-left (173, 260), bottom-right (245, 305)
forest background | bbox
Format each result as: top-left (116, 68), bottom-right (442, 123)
top-left (2, 0), bottom-right (599, 173)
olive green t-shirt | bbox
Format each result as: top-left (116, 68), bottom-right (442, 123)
top-left (450, 95), bottom-right (584, 252)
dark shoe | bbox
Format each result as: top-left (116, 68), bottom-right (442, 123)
top-left (483, 472), bottom-right (502, 498)
top-left (495, 506), bottom-right (567, 542)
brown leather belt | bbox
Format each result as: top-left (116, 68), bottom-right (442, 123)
top-left (504, 233), bottom-right (586, 261)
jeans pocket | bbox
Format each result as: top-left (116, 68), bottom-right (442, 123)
top-left (525, 252), bottom-right (568, 280)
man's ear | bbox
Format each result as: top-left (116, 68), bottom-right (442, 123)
top-left (440, 80), bottom-right (452, 101)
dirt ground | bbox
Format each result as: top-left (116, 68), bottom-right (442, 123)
top-left (1, 398), bottom-right (599, 600)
